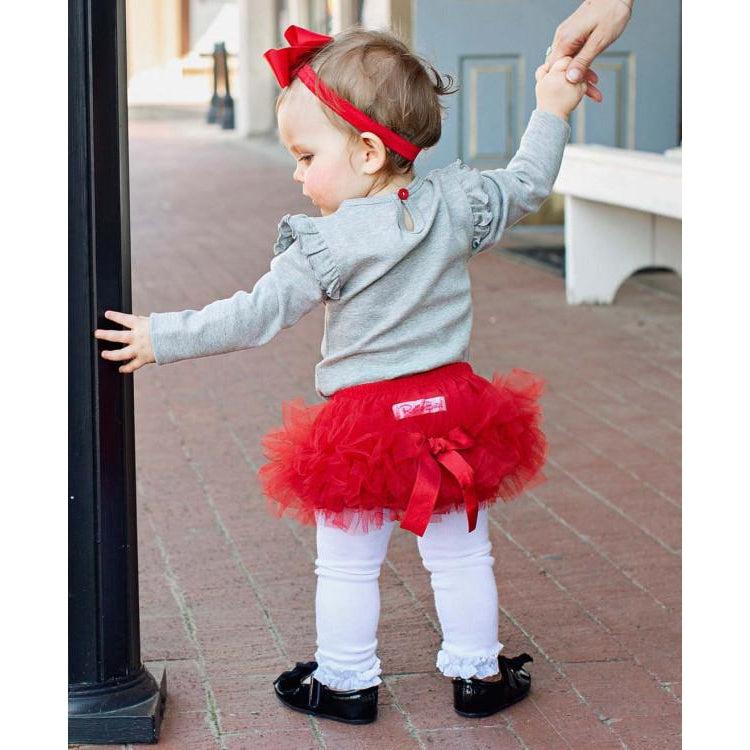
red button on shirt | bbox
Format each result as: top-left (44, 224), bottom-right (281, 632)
top-left (398, 188), bottom-right (409, 201)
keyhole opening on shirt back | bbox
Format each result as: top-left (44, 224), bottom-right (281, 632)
top-left (402, 204), bottom-right (414, 231)
top-left (397, 187), bottom-right (414, 230)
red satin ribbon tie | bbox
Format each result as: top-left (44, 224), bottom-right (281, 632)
top-left (400, 428), bottom-right (479, 537)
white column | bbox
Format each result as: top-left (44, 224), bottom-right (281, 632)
top-left (390, 0), bottom-right (412, 43)
top-left (236, 0), bottom-right (276, 137)
top-left (358, 0), bottom-right (413, 42)
top-left (330, 0), bottom-right (357, 33)
top-left (361, 0), bottom-right (390, 30)
top-left (286, 0), bottom-right (311, 28)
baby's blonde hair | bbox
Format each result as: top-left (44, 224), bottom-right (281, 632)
top-left (279, 27), bottom-right (457, 175)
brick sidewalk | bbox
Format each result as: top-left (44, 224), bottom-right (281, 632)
top-left (78, 112), bottom-right (681, 750)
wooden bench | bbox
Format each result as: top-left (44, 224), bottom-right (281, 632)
top-left (553, 144), bottom-right (682, 304)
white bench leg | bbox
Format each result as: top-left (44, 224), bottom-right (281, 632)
top-left (565, 196), bottom-right (655, 304)
top-left (654, 215), bottom-right (682, 275)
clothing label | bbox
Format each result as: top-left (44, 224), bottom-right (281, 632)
top-left (392, 395), bottom-right (447, 420)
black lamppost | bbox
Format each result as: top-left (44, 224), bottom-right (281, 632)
top-left (206, 41), bottom-right (235, 129)
top-left (69, 0), bottom-right (167, 743)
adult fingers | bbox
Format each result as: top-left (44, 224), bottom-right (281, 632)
top-left (566, 32), bottom-right (609, 82)
top-left (547, 10), bottom-right (593, 68)
top-left (547, 25), bottom-right (578, 66)
top-left (585, 81), bottom-right (603, 102)
top-left (101, 344), bottom-right (136, 362)
top-left (103, 309), bottom-right (137, 329)
top-left (545, 45), bottom-right (563, 68)
top-left (550, 56), bottom-right (574, 73)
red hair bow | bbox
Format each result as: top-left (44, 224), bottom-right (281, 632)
top-left (264, 25), bottom-right (332, 88)
top-left (263, 25), bottom-right (421, 163)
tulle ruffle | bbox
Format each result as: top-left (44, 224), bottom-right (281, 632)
top-left (436, 645), bottom-right (503, 679)
top-left (258, 364), bottom-right (547, 533)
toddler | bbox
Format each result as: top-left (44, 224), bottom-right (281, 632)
top-left (95, 25), bottom-right (586, 725)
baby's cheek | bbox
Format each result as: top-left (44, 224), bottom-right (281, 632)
top-left (312, 171), bottom-right (340, 204)
top-left (319, 170), bottom-right (339, 194)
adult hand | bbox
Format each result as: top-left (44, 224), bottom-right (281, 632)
top-left (546, 0), bottom-right (633, 99)
top-left (94, 310), bottom-right (155, 373)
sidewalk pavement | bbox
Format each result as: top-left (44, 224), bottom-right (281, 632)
top-left (76, 111), bottom-right (681, 750)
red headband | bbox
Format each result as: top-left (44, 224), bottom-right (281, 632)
top-left (264, 25), bottom-right (421, 163)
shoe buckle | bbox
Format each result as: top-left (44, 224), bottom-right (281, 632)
top-left (309, 677), bottom-right (321, 709)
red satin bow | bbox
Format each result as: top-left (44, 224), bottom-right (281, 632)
top-left (400, 427), bottom-right (479, 537)
top-left (264, 25), bottom-right (333, 88)
top-left (263, 25), bottom-right (421, 163)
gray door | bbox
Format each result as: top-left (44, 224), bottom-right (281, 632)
top-left (413, 0), bottom-right (681, 173)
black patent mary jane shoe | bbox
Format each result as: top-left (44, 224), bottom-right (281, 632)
top-left (273, 661), bottom-right (378, 725)
top-left (453, 653), bottom-right (533, 718)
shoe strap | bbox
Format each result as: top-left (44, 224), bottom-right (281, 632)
top-left (309, 677), bottom-right (322, 708)
top-left (276, 661), bottom-right (317, 694)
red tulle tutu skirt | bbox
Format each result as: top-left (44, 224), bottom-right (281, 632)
top-left (258, 362), bottom-right (547, 535)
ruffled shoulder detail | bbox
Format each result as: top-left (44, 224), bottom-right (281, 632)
top-left (273, 214), bottom-right (341, 300)
top-left (448, 160), bottom-right (492, 252)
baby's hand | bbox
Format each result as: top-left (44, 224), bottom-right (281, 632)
top-left (534, 56), bottom-right (587, 120)
top-left (94, 310), bottom-right (155, 374)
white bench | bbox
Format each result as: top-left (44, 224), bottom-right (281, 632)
top-left (553, 144), bottom-right (682, 304)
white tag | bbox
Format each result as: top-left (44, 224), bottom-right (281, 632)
top-left (392, 396), bottom-right (447, 420)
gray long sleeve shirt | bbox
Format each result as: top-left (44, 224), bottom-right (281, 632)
top-left (150, 109), bottom-right (571, 397)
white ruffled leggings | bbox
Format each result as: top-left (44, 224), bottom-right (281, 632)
top-left (312, 508), bottom-right (502, 690)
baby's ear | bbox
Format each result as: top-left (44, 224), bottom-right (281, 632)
top-left (359, 132), bottom-right (387, 175)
